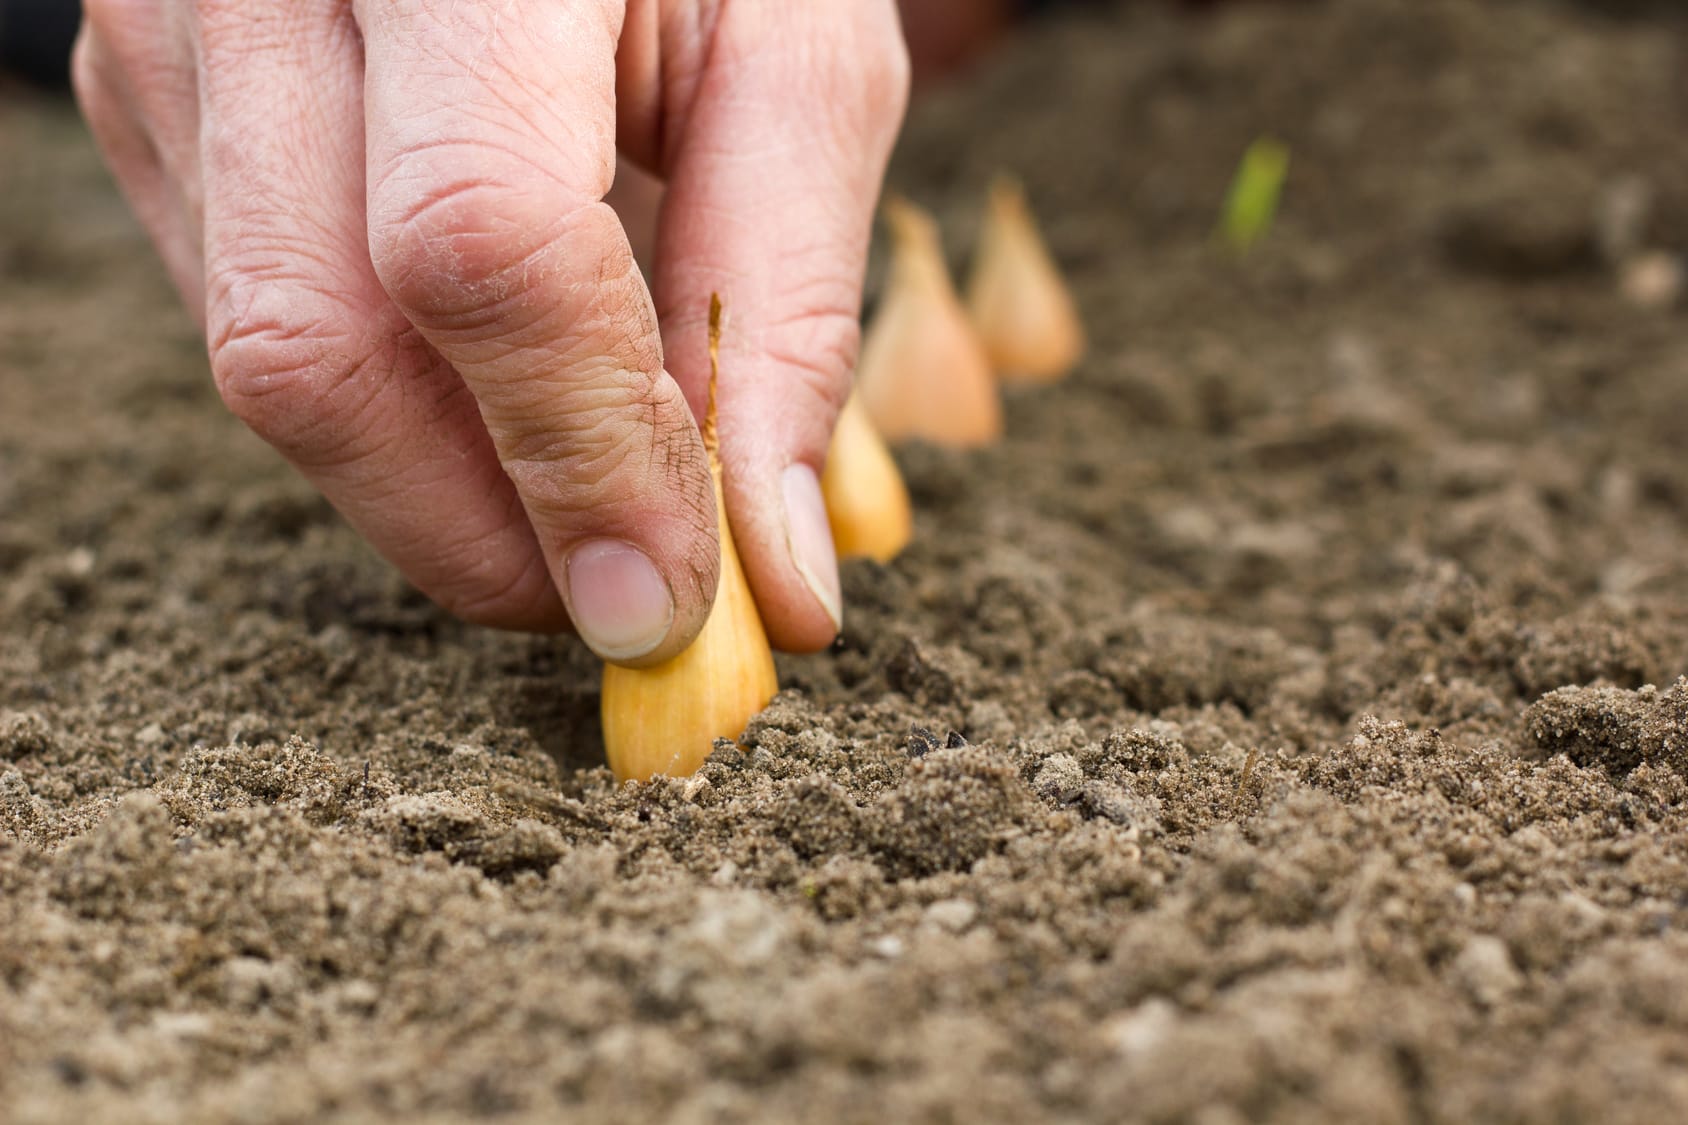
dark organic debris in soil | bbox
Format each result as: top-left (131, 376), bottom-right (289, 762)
top-left (7, 0), bottom-right (1688, 1121)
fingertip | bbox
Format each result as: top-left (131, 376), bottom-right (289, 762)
top-left (722, 459), bottom-right (844, 655)
top-left (778, 461), bottom-right (844, 642)
top-left (562, 538), bottom-right (680, 666)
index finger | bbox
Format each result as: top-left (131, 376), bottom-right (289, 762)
top-left (355, 0), bottom-right (721, 666)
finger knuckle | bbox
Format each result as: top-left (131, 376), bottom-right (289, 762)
top-left (367, 154), bottom-right (594, 328)
top-left (876, 53), bottom-right (913, 131)
top-left (829, 53), bottom-right (910, 155)
top-left (369, 174), bottom-right (523, 317)
top-left (68, 33), bottom-right (102, 107)
top-left (68, 26), bottom-right (133, 134)
top-left (205, 276), bottom-right (385, 465)
top-left (858, 13), bottom-right (912, 129)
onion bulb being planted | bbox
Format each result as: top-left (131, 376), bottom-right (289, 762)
top-left (966, 175), bottom-right (1085, 384)
top-left (857, 196), bottom-right (1002, 448)
top-left (600, 296), bottom-right (778, 783)
top-left (822, 389), bottom-right (913, 563)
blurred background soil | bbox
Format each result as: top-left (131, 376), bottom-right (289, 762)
top-left (7, 0), bottom-right (1688, 1120)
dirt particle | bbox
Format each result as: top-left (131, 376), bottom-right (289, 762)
top-left (1525, 678), bottom-right (1688, 775)
top-left (868, 744), bottom-right (1038, 879)
top-left (0, 710), bottom-right (55, 760)
top-left (1032, 753), bottom-right (1085, 806)
top-left (886, 638), bottom-right (974, 707)
top-left (364, 792), bottom-right (488, 853)
top-left (159, 736), bottom-right (359, 825)
top-left (450, 819), bottom-right (567, 878)
top-left (1451, 935), bottom-right (1523, 1009)
top-left (772, 775), bottom-right (865, 860)
top-left (923, 898), bottom-right (980, 933)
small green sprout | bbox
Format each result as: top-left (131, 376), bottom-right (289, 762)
top-left (1218, 137), bottom-right (1290, 254)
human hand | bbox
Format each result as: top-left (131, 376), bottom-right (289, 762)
top-left (72, 0), bottom-right (909, 664)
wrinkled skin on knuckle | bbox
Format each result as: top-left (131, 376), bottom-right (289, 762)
top-left (456, 203), bottom-right (662, 378)
top-left (562, 200), bottom-right (666, 353)
top-left (651, 433), bottom-right (722, 620)
top-left (361, 0), bottom-right (623, 323)
top-left (366, 163), bottom-right (650, 360)
top-left (367, 170), bottom-right (562, 325)
top-left (205, 275), bottom-right (391, 464)
top-left (210, 334), bottom-right (383, 465)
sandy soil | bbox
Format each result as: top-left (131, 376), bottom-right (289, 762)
top-left (6, 0), bottom-right (1688, 1120)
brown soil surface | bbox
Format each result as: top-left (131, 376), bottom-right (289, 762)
top-left (7, 1), bottom-right (1688, 1121)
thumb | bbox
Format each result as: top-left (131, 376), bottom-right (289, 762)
top-left (653, 1), bottom-right (910, 652)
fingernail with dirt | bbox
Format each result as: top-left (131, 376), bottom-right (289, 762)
top-left (563, 539), bottom-right (674, 662)
top-left (782, 463), bottom-right (843, 633)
